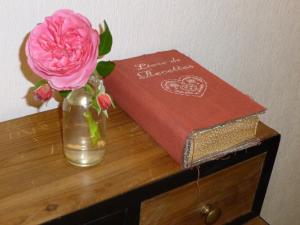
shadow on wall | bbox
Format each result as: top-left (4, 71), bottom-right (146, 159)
top-left (19, 34), bottom-right (62, 109)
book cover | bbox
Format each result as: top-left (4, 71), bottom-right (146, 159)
top-left (104, 50), bottom-right (265, 167)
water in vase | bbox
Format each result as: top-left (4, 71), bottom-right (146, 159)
top-left (62, 89), bottom-right (106, 167)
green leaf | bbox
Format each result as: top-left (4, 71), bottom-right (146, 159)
top-left (34, 80), bottom-right (48, 89)
top-left (91, 97), bottom-right (101, 115)
top-left (84, 83), bottom-right (95, 96)
top-left (98, 21), bottom-right (113, 57)
top-left (83, 111), bottom-right (100, 146)
top-left (96, 61), bottom-right (115, 77)
top-left (59, 90), bottom-right (71, 98)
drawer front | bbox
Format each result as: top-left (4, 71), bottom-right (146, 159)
top-left (140, 154), bottom-right (266, 225)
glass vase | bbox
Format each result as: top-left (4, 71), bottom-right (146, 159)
top-left (62, 80), bottom-right (107, 167)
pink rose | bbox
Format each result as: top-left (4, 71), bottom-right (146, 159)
top-left (34, 83), bottom-right (52, 101)
top-left (97, 93), bottom-right (113, 110)
top-left (25, 9), bottom-right (99, 90)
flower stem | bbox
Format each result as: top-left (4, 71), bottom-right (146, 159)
top-left (83, 110), bottom-right (100, 146)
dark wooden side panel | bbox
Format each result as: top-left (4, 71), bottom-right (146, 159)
top-left (84, 211), bottom-right (124, 225)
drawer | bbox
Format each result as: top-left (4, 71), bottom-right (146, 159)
top-left (140, 154), bottom-right (266, 225)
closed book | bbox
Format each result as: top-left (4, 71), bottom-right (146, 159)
top-left (104, 50), bottom-right (265, 167)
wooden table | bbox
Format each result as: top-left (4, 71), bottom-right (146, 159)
top-left (0, 108), bottom-right (280, 225)
top-left (246, 217), bottom-right (269, 225)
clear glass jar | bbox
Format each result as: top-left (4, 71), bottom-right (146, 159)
top-left (62, 82), bottom-right (106, 167)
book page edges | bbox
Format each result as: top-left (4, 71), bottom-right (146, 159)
top-left (184, 113), bottom-right (263, 168)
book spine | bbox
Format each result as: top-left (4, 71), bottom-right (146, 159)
top-left (104, 66), bottom-right (187, 165)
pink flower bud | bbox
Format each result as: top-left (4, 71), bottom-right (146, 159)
top-left (97, 93), bottom-right (112, 110)
top-left (34, 83), bottom-right (52, 101)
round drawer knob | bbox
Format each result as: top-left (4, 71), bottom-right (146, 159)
top-left (199, 204), bottom-right (222, 224)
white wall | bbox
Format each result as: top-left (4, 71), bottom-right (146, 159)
top-left (1, 0), bottom-right (299, 224)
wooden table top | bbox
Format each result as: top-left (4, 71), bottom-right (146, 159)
top-left (245, 217), bottom-right (269, 225)
top-left (0, 107), bottom-right (277, 225)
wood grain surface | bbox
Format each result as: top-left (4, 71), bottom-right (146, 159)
top-left (0, 107), bottom-right (277, 225)
top-left (140, 154), bottom-right (266, 225)
top-left (245, 217), bottom-right (269, 225)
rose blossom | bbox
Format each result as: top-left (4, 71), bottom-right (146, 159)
top-left (34, 83), bottom-right (52, 101)
top-left (97, 93), bottom-right (113, 110)
top-left (25, 9), bottom-right (99, 90)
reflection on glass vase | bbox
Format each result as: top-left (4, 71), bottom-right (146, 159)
top-left (62, 82), bottom-right (107, 167)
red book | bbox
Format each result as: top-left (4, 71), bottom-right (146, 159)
top-left (104, 50), bottom-right (265, 167)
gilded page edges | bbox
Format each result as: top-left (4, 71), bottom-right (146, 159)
top-left (183, 114), bottom-right (263, 168)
